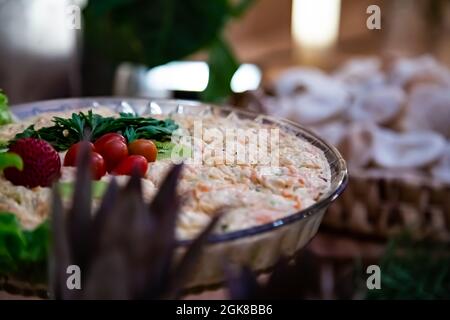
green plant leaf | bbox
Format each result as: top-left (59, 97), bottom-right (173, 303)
top-left (228, 0), bottom-right (255, 17)
top-left (81, 0), bottom-right (254, 100)
top-left (83, 0), bottom-right (231, 68)
top-left (0, 91), bottom-right (13, 125)
top-left (201, 36), bottom-right (239, 102)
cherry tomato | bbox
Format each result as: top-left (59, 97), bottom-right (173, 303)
top-left (128, 139), bottom-right (157, 162)
top-left (91, 152), bottom-right (106, 180)
top-left (111, 155), bottom-right (148, 177)
top-left (95, 136), bottom-right (128, 172)
top-left (94, 133), bottom-right (126, 149)
top-left (64, 142), bottom-right (95, 167)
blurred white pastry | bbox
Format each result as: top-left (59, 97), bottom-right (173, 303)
top-left (260, 95), bottom-right (292, 119)
top-left (333, 57), bottom-right (386, 95)
top-left (388, 55), bottom-right (450, 90)
top-left (267, 55), bottom-right (450, 179)
top-left (431, 142), bottom-right (450, 183)
top-left (273, 68), bottom-right (350, 125)
top-left (311, 121), bottom-right (347, 147)
top-left (403, 84), bottom-right (450, 138)
top-left (348, 86), bottom-right (405, 125)
top-left (373, 128), bottom-right (446, 169)
top-left (338, 123), bottom-right (375, 169)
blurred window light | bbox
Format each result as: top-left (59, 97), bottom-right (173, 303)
top-left (25, 0), bottom-right (76, 56)
top-left (146, 61), bottom-right (209, 92)
top-left (231, 64), bottom-right (262, 93)
top-left (145, 62), bottom-right (261, 94)
top-left (291, 0), bottom-right (341, 49)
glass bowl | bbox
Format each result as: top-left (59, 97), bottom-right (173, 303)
top-left (12, 97), bottom-right (348, 291)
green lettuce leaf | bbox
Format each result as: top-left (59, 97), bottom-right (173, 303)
top-left (0, 152), bottom-right (23, 172)
top-left (155, 141), bottom-right (175, 160)
top-left (201, 35), bottom-right (239, 103)
top-left (155, 141), bottom-right (191, 161)
top-left (0, 213), bottom-right (49, 283)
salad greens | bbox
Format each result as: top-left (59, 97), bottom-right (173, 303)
top-left (155, 141), bottom-right (192, 161)
top-left (0, 91), bottom-right (13, 125)
top-left (0, 213), bottom-right (49, 283)
top-left (13, 111), bottom-right (178, 151)
top-left (155, 141), bottom-right (176, 160)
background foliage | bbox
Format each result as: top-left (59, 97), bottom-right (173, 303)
top-left (82, 0), bottom-right (254, 102)
top-left (366, 236), bottom-right (450, 300)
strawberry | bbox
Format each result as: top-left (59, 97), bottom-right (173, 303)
top-left (4, 138), bottom-right (61, 188)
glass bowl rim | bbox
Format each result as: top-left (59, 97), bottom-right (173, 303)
top-left (11, 97), bottom-right (348, 245)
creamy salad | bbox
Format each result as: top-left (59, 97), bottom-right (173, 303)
top-left (0, 108), bottom-right (331, 239)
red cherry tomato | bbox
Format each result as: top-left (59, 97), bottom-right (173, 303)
top-left (94, 133), bottom-right (126, 148)
top-left (64, 142), bottom-right (95, 167)
top-left (91, 152), bottom-right (106, 180)
top-left (94, 135), bottom-right (128, 172)
top-left (128, 139), bottom-right (158, 162)
top-left (111, 155), bottom-right (148, 177)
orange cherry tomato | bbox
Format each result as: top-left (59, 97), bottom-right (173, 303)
top-left (128, 139), bottom-right (157, 162)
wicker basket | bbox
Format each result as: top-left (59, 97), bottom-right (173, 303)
top-left (324, 168), bottom-right (450, 242)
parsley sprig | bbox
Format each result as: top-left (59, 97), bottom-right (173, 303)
top-left (12, 111), bottom-right (178, 151)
